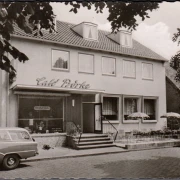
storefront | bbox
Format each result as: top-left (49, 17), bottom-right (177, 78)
top-left (12, 83), bottom-right (104, 134)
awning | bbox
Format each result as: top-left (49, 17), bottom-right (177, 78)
top-left (11, 84), bottom-right (105, 95)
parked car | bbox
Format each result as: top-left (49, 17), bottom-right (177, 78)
top-left (0, 127), bottom-right (38, 170)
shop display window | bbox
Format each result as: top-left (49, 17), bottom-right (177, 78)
top-left (124, 98), bottom-right (139, 120)
top-left (18, 96), bottom-right (64, 134)
top-left (103, 97), bottom-right (118, 120)
top-left (143, 99), bottom-right (156, 120)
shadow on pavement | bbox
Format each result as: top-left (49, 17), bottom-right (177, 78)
top-left (0, 163), bottom-right (31, 171)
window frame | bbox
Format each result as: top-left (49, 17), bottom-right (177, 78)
top-left (51, 49), bottom-right (70, 72)
top-left (102, 94), bottom-right (120, 121)
top-left (102, 56), bottom-right (116, 76)
top-left (120, 31), bottom-right (133, 48)
top-left (142, 62), bottom-right (153, 80)
top-left (122, 95), bottom-right (141, 124)
top-left (78, 53), bottom-right (94, 74)
top-left (18, 95), bottom-right (65, 133)
top-left (123, 60), bottom-right (136, 79)
top-left (142, 96), bottom-right (158, 123)
top-left (83, 23), bottom-right (98, 41)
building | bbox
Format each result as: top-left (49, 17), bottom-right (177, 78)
top-left (166, 63), bottom-right (180, 129)
top-left (0, 20), bottom-right (168, 135)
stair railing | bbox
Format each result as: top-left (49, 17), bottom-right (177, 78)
top-left (102, 116), bottom-right (118, 142)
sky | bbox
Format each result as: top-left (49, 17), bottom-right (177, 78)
top-left (51, 2), bottom-right (180, 60)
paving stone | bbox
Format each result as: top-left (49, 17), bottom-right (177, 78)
top-left (1, 148), bottom-right (180, 178)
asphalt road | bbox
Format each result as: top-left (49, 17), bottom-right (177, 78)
top-left (1, 147), bottom-right (180, 178)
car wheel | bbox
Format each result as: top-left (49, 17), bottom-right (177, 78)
top-left (2, 154), bottom-right (20, 170)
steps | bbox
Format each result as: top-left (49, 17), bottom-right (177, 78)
top-left (73, 134), bottom-right (115, 150)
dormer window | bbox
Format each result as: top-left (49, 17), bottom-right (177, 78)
top-left (83, 23), bottom-right (98, 41)
top-left (120, 31), bottom-right (132, 47)
top-left (107, 30), bottom-right (133, 48)
top-left (72, 22), bottom-right (98, 41)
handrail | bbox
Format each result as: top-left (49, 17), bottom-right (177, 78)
top-left (69, 121), bottom-right (82, 144)
top-left (106, 119), bottom-right (118, 142)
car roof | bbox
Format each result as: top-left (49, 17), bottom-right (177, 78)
top-left (0, 127), bottom-right (27, 131)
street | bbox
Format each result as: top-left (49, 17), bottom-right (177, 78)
top-left (1, 147), bottom-right (180, 178)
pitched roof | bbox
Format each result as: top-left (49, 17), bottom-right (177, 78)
top-left (13, 20), bottom-right (167, 62)
top-left (165, 63), bottom-right (180, 90)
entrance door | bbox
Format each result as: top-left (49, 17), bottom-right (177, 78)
top-left (83, 103), bottom-right (94, 133)
top-left (94, 103), bottom-right (102, 133)
top-left (83, 103), bottom-right (102, 133)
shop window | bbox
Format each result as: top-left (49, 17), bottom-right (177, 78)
top-left (103, 97), bottom-right (118, 120)
top-left (52, 50), bottom-right (69, 70)
top-left (124, 98), bottom-right (139, 120)
top-left (143, 99), bottom-right (156, 120)
top-left (142, 63), bottom-right (153, 80)
top-left (18, 96), bottom-right (64, 134)
top-left (78, 53), bottom-right (94, 73)
top-left (102, 57), bottom-right (116, 75)
top-left (123, 60), bottom-right (136, 78)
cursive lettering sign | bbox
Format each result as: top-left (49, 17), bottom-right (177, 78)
top-left (36, 77), bottom-right (59, 86)
top-left (61, 79), bottom-right (90, 89)
top-left (36, 77), bottom-right (90, 89)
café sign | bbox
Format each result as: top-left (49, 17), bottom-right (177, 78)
top-left (36, 77), bottom-right (90, 89)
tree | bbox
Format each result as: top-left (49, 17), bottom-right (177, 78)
top-left (66, 2), bottom-right (160, 32)
top-left (2, 2), bottom-right (180, 82)
top-left (0, 2), bottom-right (55, 82)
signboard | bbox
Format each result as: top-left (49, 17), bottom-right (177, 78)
top-left (36, 77), bottom-right (90, 89)
top-left (34, 106), bottom-right (51, 111)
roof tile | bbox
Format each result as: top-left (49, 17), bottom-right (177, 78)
top-left (12, 20), bottom-right (167, 62)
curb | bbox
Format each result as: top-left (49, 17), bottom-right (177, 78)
top-left (22, 146), bottom-right (174, 163)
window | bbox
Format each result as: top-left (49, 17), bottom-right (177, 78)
top-left (18, 96), bottom-right (64, 133)
top-left (83, 24), bottom-right (98, 40)
top-left (9, 131), bottom-right (31, 141)
top-left (142, 63), bottom-right (153, 80)
top-left (79, 53), bottom-right (94, 73)
top-left (103, 97), bottom-right (118, 120)
top-left (123, 60), bottom-right (136, 78)
top-left (143, 99), bottom-right (156, 120)
top-left (52, 50), bottom-right (69, 70)
top-left (0, 130), bottom-right (11, 140)
top-left (124, 98), bottom-right (140, 120)
top-left (102, 57), bottom-right (116, 75)
top-left (120, 32), bottom-right (132, 47)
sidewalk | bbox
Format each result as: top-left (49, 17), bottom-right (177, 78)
top-left (23, 138), bottom-right (180, 162)
top-left (23, 146), bottom-right (127, 162)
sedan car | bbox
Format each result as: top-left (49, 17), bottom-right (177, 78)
top-left (0, 127), bottom-right (38, 170)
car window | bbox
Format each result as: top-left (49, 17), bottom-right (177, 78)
top-left (9, 130), bottom-right (31, 141)
top-left (0, 130), bottom-right (11, 140)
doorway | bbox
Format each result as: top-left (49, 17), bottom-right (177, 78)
top-left (82, 103), bottom-right (102, 133)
